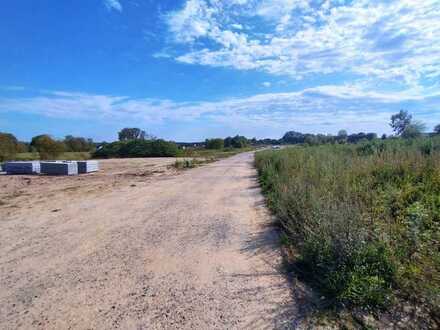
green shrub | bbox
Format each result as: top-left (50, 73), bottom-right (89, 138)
top-left (205, 138), bottom-right (224, 149)
top-left (0, 132), bottom-right (18, 161)
top-left (93, 139), bottom-right (179, 158)
top-left (255, 137), bottom-right (440, 316)
top-left (174, 159), bottom-right (195, 169)
top-left (30, 134), bottom-right (65, 160)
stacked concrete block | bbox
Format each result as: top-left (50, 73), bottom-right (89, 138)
top-left (77, 161), bottom-right (99, 173)
top-left (4, 161), bottom-right (41, 174)
top-left (40, 161), bottom-right (78, 176)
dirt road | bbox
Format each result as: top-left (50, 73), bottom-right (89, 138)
top-left (0, 153), bottom-right (303, 329)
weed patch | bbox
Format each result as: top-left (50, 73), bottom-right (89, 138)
top-left (255, 137), bottom-right (440, 322)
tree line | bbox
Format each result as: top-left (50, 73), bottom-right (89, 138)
top-left (1, 112), bottom-right (438, 160)
top-left (0, 134), bottom-right (95, 161)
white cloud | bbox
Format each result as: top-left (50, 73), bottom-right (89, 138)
top-left (262, 82), bottom-right (271, 87)
top-left (1, 86), bottom-right (439, 136)
top-left (104, 0), bottom-right (122, 12)
top-left (231, 23), bottom-right (243, 30)
top-left (165, 0), bottom-right (440, 92)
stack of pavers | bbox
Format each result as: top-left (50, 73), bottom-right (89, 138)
top-left (4, 161), bottom-right (41, 174)
top-left (40, 161), bottom-right (78, 176)
top-left (77, 160), bottom-right (99, 174)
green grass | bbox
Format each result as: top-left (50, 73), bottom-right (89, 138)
top-left (14, 152), bottom-right (91, 161)
top-left (173, 158), bottom-right (208, 169)
top-left (173, 147), bottom-right (254, 169)
top-left (179, 147), bottom-right (253, 159)
top-left (255, 137), bottom-right (440, 319)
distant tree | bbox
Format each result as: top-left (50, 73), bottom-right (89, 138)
top-left (118, 128), bottom-right (150, 141)
top-left (64, 135), bottom-right (94, 152)
top-left (338, 130), bottom-right (348, 138)
top-left (401, 121), bottom-right (426, 139)
top-left (205, 138), bottom-right (224, 150)
top-left (31, 135), bottom-right (65, 160)
top-left (381, 134), bottom-right (387, 140)
top-left (336, 130), bottom-right (348, 143)
top-left (93, 139), bottom-right (179, 158)
top-left (347, 132), bottom-right (366, 144)
top-left (0, 132), bottom-right (18, 161)
top-left (434, 124), bottom-right (440, 134)
top-left (224, 136), bottom-right (232, 148)
top-left (304, 134), bottom-right (319, 146)
top-left (229, 135), bottom-right (249, 148)
top-left (281, 131), bottom-right (305, 144)
top-left (365, 133), bottom-right (378, 141)
top-left (390, 110), bottom-right (412, 136)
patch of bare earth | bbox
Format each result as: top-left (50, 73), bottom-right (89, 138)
top-left (0, 154), bottom-right (307, 329)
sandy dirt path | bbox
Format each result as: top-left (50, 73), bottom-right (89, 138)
top-left (0, 153), bottom-right (303, 329)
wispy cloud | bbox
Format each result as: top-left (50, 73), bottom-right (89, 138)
top-left (165, 0), bottom-right (440, 92)
top-left (1, 86), bottom-right (439, 136)
top-left (104, 0), bottom-right (122, 12)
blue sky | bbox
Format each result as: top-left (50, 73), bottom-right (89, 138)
top-left (0, 0), bottom-right (439, 142)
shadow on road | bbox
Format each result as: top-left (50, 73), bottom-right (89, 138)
top-left (229, 174), bottom-right (316, 329)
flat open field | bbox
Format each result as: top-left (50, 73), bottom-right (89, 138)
top-left (0, 158), bottom-right (180, 216)
top-left (0, 154), bottom-right (303, 329)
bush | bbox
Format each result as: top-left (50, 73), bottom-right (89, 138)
top-left (93, 139), bottom-right (179, 158)
top-left (30, 135), bottom-right (65, 160)
top-left (0, 132), bottom-right (18, 161)
top-left (205, 138), bottom-right (224, 150)
top-left (224, 135), bottom-right (249, 148)
top-left (64, 135), bottom-right (94, 152)
top-left (255, 137), bottom-right (440, 315)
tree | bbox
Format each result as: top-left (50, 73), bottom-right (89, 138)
top-left (337, 130), bottom-right (348, 143)
top-left (390, 110), bottom-right (412, 135)
top-left (0, 132), bottom-right (18, 161)
top-left (64, 135), bottom-right (93, 152)
top-left (434, 124), bottom-right (440, 134)
top-left (365, 133), bottom-right (378, 141)
top-left (338, 130), bottom-right (348, 138)
top-left (31, 135), bottom-right (65, 160)
top-left (281, 131), bottom-right (305, 144)
top-left (230, 135), bottom-right (249, 148)
top-left (16, 142), bottom-right (29, 153)
top-left (93, 139), bottom-right (179, 158)
top-left (205, 138), bottom-right (224, 150)
top-left (118, 128), bottom-right (149, 141)
top-left (401, 121), bottom-right (426, 139)
top-left (304, 135), bottom-right (319, 146)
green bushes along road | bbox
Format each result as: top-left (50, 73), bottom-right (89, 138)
top-left (256, 137), bottom-right (440, 319)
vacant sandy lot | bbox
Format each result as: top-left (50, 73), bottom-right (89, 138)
top-left (0, 154), bottom-right (304, 329)
top-left (0, 158), bottom-right (180, 217)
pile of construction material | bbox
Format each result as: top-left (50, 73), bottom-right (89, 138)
top-left (78, 160), bottom-right (99, 174)
top-left (2, 160), bottom-right (99, 176)
top-left (40, 161), bottom-right (78, 176)
top-left (3, 161), bottom-right (41, 175)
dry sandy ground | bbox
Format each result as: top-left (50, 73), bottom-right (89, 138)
top-left (0, 154), bottom-right (307, 329)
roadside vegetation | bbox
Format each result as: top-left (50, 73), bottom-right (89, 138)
top-left (256, 112), bottom-right (440, 326)
top-left (173, 158), bottom-right (206, 169)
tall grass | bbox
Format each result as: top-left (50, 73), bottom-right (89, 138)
top-left (256, 137), bottom-right (440, 317)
